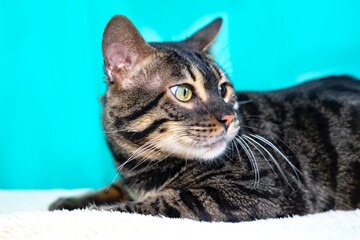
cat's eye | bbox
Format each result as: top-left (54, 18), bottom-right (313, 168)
top-left (170, 85), bottom-right (193, 102)
top-left (218, 83), bottom-right (227, 98)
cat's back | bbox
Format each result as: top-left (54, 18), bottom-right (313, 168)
top-left (281, 75), bottom-right (360, 103)
top-left (238, 75), bottom-right (360, 121)
top-left (268, 75), bottom-right (360, 134)
top-left (238, 75), bottom-right (360, 158)
top-left (237, 75), bottom-right (360, 211)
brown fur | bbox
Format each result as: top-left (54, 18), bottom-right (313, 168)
top-left (49, 15), bottom-right (360, 222)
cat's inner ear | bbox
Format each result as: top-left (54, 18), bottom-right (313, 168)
top-left (183, 18), bottom-right (222, 52)
top-left (102, 15), bottom-right (154, 88)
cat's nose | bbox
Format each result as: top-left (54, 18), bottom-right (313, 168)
top-left (220, 114), bottom-right (235, 128)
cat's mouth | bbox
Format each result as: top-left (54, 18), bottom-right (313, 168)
top-left (197, 123), bottom-right (240, 160)
top-left (152, 122), bottom-right (240, 161)
top-left (191, 126), bottom-right (239, 160)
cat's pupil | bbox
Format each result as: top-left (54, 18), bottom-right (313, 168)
top-left (171, 85), bottom-right (193, 102)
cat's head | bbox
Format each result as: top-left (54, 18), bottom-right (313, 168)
top-left (102, 15), bottom-right (240, 161)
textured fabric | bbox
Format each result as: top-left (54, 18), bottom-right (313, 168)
top-left (0, 190), bottom-right (359, 239)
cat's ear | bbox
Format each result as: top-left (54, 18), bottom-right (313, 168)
top-left (102, 15), bottom-right (154, 88)
top-left (183, 18), bottom-right (222, 52)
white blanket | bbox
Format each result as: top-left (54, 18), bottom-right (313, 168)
top-left (0, 190), bottom-right (359, 239)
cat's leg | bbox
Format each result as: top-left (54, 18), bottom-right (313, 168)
top-left (89, 188), bottom-right (234, 222)
top-left (48, 181), bottom-right (130, 210)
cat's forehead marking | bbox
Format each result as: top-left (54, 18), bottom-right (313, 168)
top-left (188, 65), bottom-right (208, 102)
top-left (210, 64), bottom-right (223, 81)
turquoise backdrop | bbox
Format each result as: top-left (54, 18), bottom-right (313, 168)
top-left (1, 0), bottom-right (359, 189)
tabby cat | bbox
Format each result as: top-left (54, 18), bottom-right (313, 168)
top-left (49, 15), bottom-right (360, 222)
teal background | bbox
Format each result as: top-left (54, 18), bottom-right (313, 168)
top-left (1, 1), bottom-right (359, 189)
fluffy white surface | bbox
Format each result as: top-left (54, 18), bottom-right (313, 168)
top-left (0, 190), bottom-right (359, 239)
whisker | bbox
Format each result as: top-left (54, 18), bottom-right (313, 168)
top-left (108, 133), bottom-right (171, 183)
top-left (235, 136), bottom-right (260, 188)
top-left (242, 134), bottom-right (276, 174)
top-left (250, 134), bottom-right (301, 183)
top-left (240, 125), bottom-right (300, 168)
top-left (232, 138), bottom-right (242, 163)
top-left (242, 134), bottom-right (289, 185)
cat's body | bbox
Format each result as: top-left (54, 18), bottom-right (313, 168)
top-left (49, 16), bottom-right (360, 222)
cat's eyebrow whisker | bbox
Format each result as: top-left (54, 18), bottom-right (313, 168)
top-left (220, 66), bottom-right (234, 77)
top-left (218, 64), bottom-right (233, 76)
top-left (214, 44), bottom-right (230, 64)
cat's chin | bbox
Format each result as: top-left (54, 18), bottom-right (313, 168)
top-left (170, 138), bottom-right (230, 161)
top-left (173, 126), bottom-right (240, 161)
top-left (197, 141), bottom-right (228, 161)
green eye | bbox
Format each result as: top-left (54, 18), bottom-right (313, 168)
top-left (170, 85), bottom-right (193, 102)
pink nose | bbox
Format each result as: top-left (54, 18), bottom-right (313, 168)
top-left (221, 114), bottom-right (235, 126)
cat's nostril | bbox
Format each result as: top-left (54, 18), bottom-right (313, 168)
top-left (220, 114), bottom-right (235, 127)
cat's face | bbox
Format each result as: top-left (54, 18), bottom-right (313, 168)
top-left (102, 16), bottom-right (240, 161)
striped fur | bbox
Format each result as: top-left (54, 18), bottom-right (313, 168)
top-left (49, 16), bottom-right (360, 222)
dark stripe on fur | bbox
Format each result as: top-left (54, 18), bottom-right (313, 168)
top-left (123, 92), bottom-right (165, 121)
top-left (203, 186), bottom-right (238, 222)
top-left (184, 62), bottom-right (196, 81)
top-left (121, 118), bottom-right (168, 141)
top-left (211, 64), bottom-right (223, 80)
top-left (349, 161), bottom-right (360, 207)
top-left (161, 198), bottom-right (181, 218)
top-left (349, 106), bottom-right (360, 134)
top-left (150, 198), bottom-right (160, 212)
top-left (123, 159), bottom-right (186, 191)
top-left (179, 190), bottom-right (212, 221)
top-left (125, 204), bottom-right (133, 213)
top-left (235, 184), bottom-right (281, 199)
top-left (236, 94), bottom-right (261, 125)
top-left (294, 106), bottom-right (339, 193)
top-left (321, 99), bottom-right (342, 116)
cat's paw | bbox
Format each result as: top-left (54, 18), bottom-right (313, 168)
top-left (48, 197), bottom-right (86, 211)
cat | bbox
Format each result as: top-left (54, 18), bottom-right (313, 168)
top-left (49, 15), bottom-right (360, 222)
